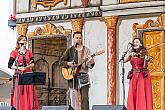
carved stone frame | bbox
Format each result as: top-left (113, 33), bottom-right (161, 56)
top-left (28, 34), bottom-right (72, 51)
top-left (137, 27), bottom-right (165, 40)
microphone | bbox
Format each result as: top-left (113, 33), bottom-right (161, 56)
top-left (19, 43), bottom-right (24, 46)
top-left (129, 42), bottom-right (134, 47)
top-left (19, 43), bottom-right (24, 54)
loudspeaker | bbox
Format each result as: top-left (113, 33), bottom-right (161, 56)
top-left (92, 105), bottom-right (127, 110)
top-left (42, 105), bottom-right (74, 110)
top-left (0, 106), bottom-right (16, 110)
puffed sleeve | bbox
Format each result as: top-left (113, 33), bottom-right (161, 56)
top-left (8, 50), bottom-right (17, 68)
top-left (10, 50), bottom-right (17, 59)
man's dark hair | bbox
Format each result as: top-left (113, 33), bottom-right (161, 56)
top-left (73, 31), bottom-right (82, 38)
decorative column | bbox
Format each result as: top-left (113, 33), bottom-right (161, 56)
top-left (71, 18), bottom-right (84, 110)
top-left (16, 23), bottom-right (28, 36)
top-left (71, 18), bottom-right (84, 33)
top-left (104, 16), bottom-right (118, 105)
top-left (160, 31), bottom-right (165, 72)
top-left (81, 0), bottom-right (90, 8)
top-left (158, 15), bottom-right (165, 110)
top-left (158, 14), bottom-right (165, 72)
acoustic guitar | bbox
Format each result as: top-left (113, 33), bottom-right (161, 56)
top-left (61, 50), bottom-right (105, 80)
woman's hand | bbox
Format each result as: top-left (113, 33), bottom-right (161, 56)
top-left (145, 55), bottom-right (153, 62)
top-left (18, 67), bottom-right (27, 72)
top-left (129, 52), bottom-right (136, 57)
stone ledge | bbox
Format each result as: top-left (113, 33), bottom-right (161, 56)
top-left (101, 1), bottom-right (165, 11)
top-left (102, 6), bottom-right (164, 16)
top-left (17, 7), bottom-right (100, 18)
top-left (101, 1), bottom-right (165, 16)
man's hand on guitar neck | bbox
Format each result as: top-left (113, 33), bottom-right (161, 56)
top-left (67, 62), bottom-right (78, 67)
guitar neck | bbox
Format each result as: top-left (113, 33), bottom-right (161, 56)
top-left (79, 54), bottom-right (96, 67)
top-left (78, 50), bottom-right (104, 67)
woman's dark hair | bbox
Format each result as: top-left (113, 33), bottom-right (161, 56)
top-left (73, 31), bottom-right (82, 38)
top-left (132, 37), bottom-right (145, 52)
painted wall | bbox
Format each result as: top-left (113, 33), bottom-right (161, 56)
top-left (103, 0), bottom-right (117, 5)
top-left (83, 20), bottom-right (107, 107)
top-left (16, 0), bottom-right (29, 13)
top-left (13, 0), bottom-right (164, 109)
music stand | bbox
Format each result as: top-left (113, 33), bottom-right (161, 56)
top-left (18, 72), bottom-right (46, 110)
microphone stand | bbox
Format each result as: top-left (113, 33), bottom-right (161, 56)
top-left (68, 46), bottom-right (77, 108)
top-left (72, 44), bottom-right (78, 90)
top-left (119, 44), bottom-right (132, 106)
top-left (15, 44), bottom-right (24, 110)
top-left (15, 54), bottom-right (19, 110)
top-left (14, 45), bottom-right (22, 110)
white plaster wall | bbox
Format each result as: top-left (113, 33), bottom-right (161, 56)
top-left (90, 0), bottom-right (101, 6)
top-left (103, 0), bottom-right (117, 5)
top-left (118, 15), bottom-right (157, 106)
top-left (71, 0), bottom-right (82, 7)
top-left (71, 0), bottom-right (101, 7)
top-left (16, 0), bottom-right (29, 13)
top-left (83, 20), bottom-right (107, 109)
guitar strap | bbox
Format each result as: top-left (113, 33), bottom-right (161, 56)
top-left (79, 46), bottom-right (91, 86)
top-left (81, 46), bottom-right (85, 61)
top-left (79, 46), bottom-right (85, 68)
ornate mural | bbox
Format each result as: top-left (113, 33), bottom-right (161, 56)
top-left (133, 14), bottom-right (165, 110)
top-left (28, 22), bottom-right (71, 37)
top-left (33, 0), bottom-right (67, 10)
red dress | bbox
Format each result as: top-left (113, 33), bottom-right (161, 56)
top-left (10, 50), bottom-right (39, 110)
top-left (127, 57), bottom-right (153, 110)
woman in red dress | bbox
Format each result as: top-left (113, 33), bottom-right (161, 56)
top-left (124, 38), bottom-right (153, 110)
top-left (8, 35), bottom-right (39, 110)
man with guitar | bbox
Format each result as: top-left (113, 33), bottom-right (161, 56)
top-left (59, 31), bottom-right (95, 110)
